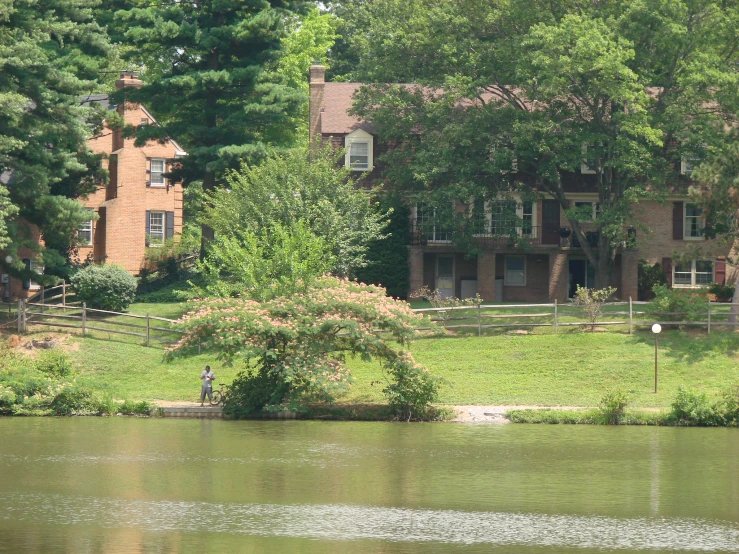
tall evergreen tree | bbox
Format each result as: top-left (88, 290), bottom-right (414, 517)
top-left (112, 0), bottom-right (311, 248)
top-left (0, 0), bottom-right (111, 283)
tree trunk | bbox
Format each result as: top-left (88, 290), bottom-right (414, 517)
top-left (729, 277), bottom-right (739, 325)
top-left (199, 167), bottom-right (216, 260)
top-left (199, 50), bottom-right (220, 261)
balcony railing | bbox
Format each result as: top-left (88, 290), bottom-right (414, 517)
top-left (409, 220), bottom-right (637, 249)
top-left (409, 219), bottom-right (543, 247)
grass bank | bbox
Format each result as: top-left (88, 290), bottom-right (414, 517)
top-left (7, 301), bottom-right (739, 410)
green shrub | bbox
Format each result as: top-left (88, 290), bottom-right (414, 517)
top-left (645, 285), bottom-right (706, 326)
top-left (353, 197), bottom-right (411, 298)
top-left (506, 409), bottom-right (596, 424)
top-left (718, 385), bottom-right (739, 426)
top-left (34, 349), bottom-right (73, 378)
top-left (708, 282), bottom-right (735, 301)
top-left (223, 368), bottom-right (291, 418)
top-left (382, 355), bottom-right (441, 421)
top-left (668, 386), bottom-right (720, 426)
top-left (597, 390), bottom-right (629, 424)
top-left (50, 387), bottom-right (99, 416)
top-left (117, 399), bottom-right (152, 415)
top-left (638, 260), bottom-right (667, 301)
top-left (70, 264), bottom-right (137, 312)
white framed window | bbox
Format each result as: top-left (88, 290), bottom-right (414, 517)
top-left (77, 209), bottom-right (94, 245)
top-left (504, 255), bottom-right (526, 286)
top-left (24, 259), bottom-right (43, 290)
top-left (684, 203), bottom-right (705, 239)
top-left (581, 144), bottom-right (597, 174)
top-left (150, 159), bottom-right (165, 186)
top-left (414, 204), bottom-right (453, 243)
top-left (148, 211), bottom-right (165, 246)
top-left (344, 129), bottom-right (374, 171)
top-left (574, 201), bottom-right (600, 221)
top-left (349, 142), bottom-right (369, 170)
top-left (470, 197), bottom-right (536, 237)
top-left (673, 260), bottom-right (713, 288)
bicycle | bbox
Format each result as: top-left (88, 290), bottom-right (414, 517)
top-left (211, 383), bottom-right (227, 406)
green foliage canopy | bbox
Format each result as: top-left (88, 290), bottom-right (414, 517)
top-left (112, 0), bottom-right (311, 203)
top-left (0, 0), bottom-right (112, 282)
top-left (203, 146), bottom-right (389, 277)
top-left (172, 275), bottom-right (440, 418)
top-left (342, 0), bottom-right (739, 287)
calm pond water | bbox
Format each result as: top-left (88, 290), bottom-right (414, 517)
top-left (0, 419), bottom-right (737, 553)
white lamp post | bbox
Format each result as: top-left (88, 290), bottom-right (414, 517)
top-left (4, 255), bottom-right (12, 265)
top-left (651, 323), bottom-right (661, 393)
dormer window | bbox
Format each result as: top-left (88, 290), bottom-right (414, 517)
top-left (350, 142), bottom-right (369, 169)
top-left (345, 129), bottom-right (374, 171)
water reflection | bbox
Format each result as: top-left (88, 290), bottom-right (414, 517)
top-left (0, 419), bottom-right (737, 553)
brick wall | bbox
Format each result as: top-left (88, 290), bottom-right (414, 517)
top-left (75, 99), bottom-right (184, 274)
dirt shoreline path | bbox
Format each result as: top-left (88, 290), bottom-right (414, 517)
top-left (449, 405), bottom-right (591, 424)
top-left (150, 401), bottom-right (596, 423)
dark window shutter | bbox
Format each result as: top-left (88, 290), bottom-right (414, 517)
top-left (146, 161), bottom-right (151, 187)
top-left (715, 258), bottom-right (726, 285)
top-left (662, 257), bottom-right (673, 287)
top-left (22, 259), bottom-right (31, 289)
top-left (672, 202), bottom-right (683, 240)
top-left (145, 210), bottom-right (151, 247)
top-left (165, 211), bottom-right (175, 239)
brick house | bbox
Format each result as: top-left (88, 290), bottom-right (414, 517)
top-left (308, 65), bottom-right (736, 302)
top-left (1, 73), bottom-right (185, 301)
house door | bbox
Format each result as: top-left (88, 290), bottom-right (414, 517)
top-left (436, 256), bottom-right (455, 299)
top-left (568, 259), bottom-right (595, 297)
top-left (542, 200), bottom-right (560, 245)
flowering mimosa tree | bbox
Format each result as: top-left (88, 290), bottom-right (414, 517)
top-left (170, 276), bottom-right (440, 419)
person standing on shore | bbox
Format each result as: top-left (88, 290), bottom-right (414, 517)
top-left (200, 365), bottom-right (215, 406)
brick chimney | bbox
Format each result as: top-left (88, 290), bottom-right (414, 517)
top-left (116, 71), bottom-right (143, 90)
top-left (309, 64), bottom-right (326, 146)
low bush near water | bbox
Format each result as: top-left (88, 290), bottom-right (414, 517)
top-left (0, 347), bottom-right (150, 417)
top-left (507, 385), bottom-right (739, 426)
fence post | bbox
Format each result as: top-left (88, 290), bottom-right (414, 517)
top-left (82, 302), bottom-right (87, 337)
top-left (553, 299), bottom-right (558, 334)
top-left (707, 299), bottom-right (711, 334)
top-left (40, 286), bottom-right (44, 314)
top-left (17, 299), bottom-right (23, 333)
top-left (146, 314), bottom-right (150, 347)
top-left (477, 304), bottom-right (481, 336)
top-left (629, 297), bottom-right (633, 335)
top-left (62, 282), bottom-right (66, 306)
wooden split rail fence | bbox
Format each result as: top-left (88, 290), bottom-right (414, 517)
top-left (411, 299), bottom-right (739, 336)
top-left (16, 297), bottom-right (186, 348)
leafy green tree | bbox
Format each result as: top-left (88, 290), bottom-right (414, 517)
top-left (203, 145), bottom-right (389, 276)
top-left (278, 7), bottom-right (339, 141)
top-left (171, 275), bottom-right (439, 419)
top-left (112, 0), bottom-right (311, 249)
top-left (197, 220), bottom-right (335, 300)
top-left (347, 0), bottom-right (739, 288)
top-left (0, 0), bottom-right (111, 283)
top-left (693, 131), bottom-right (739, 319)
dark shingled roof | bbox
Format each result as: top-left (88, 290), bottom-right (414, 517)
top-left (321, 83), bottom-right (375, 135)
top-left (80, 93), bottom-right (114, 110)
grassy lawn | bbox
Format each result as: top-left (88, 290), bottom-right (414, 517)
top-left (345, 331), bottom-right (739, 408)
top-left (14, 301), bottom-right (739, 409)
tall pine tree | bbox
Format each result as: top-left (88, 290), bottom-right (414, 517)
top-left (0, 0), bottom-right (111, 283)
top-left (112, 0), bottom-right (310, 248)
